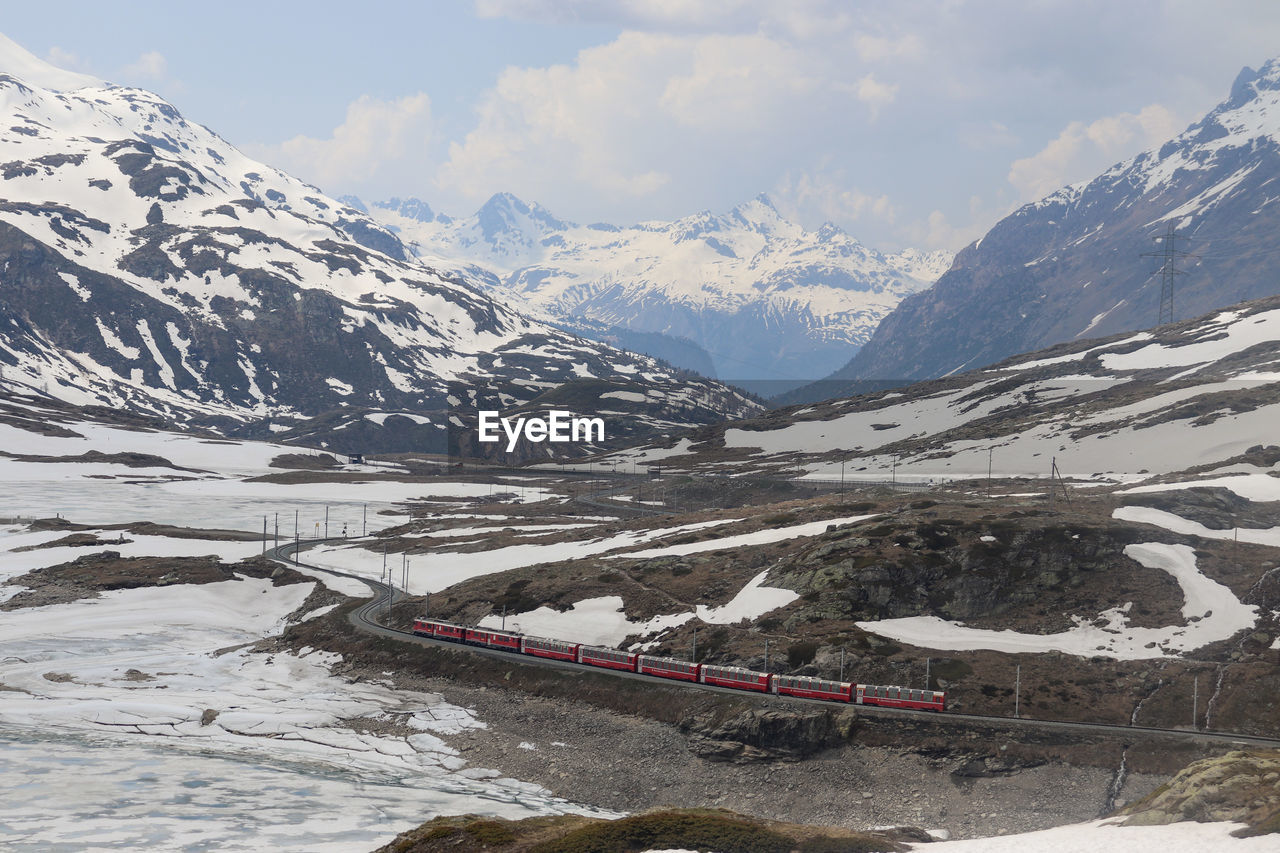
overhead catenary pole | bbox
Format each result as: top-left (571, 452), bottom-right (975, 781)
top-left (262, 515), bottom-right (267, 555)
top-left (987, 447), bottom-right (994, 499)
top-left (839, 646), bottom-right (846, 682)
top-left (363, 504), bottom-right (367, 538)
top-left (1193, 675), bottom-right (1199, 730)
top-left (324, 505), bottom-right (329, 539)
top-left (1014, 664), bottom-right (1021, 718)
top-left (293, 509), bottom-right (299, 564)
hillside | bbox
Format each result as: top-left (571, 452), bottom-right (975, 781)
top-left (0, 46), bottom-right (759, 454)
top-left (824, 58), bottom-right (1280, 393)
top-left (605, 290), bottom-right (1280, 486)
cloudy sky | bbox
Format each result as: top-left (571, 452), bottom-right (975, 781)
top-left (6, 1), bottom-right (1280, 251)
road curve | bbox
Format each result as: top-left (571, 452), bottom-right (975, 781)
top-left (269, 538), bottom-right (1280, 751)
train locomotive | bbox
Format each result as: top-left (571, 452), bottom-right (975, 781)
top-left (411, 617), bottom-right (945, 712)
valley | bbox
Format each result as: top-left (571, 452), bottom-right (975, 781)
top-left (3, 18), bottom-right (1280, 853)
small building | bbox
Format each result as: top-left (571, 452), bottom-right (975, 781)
top-left (347, 453), bottom-right (365, 465)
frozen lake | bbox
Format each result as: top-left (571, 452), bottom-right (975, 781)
top-left (0, 727), bottom-right (598, 852)
top-left (0, 479), bottom-right (405, 534)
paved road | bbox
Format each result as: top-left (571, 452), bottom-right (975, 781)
top-left (269, 538), bottom-right (1280, 751)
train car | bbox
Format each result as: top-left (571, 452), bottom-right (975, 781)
top-left (578, 645), bottom-right (639, 672)
top-left (412, 618), bottom-right (466, 642)
top-left (637, 654), bottom-right (700, 682)
top-left (465, 627), bottom-right (522, 652)
top-left (774, 674), bottom-right (853, 703)
top-left (700, 664), bottom-right (771, 693)
top-left (856, 684), bottom-right (946, 712)
top-left (521, 635), bottom-right (580, 662)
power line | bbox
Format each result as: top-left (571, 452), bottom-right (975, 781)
top-left (1140, 222), bottom-right (1195, 326)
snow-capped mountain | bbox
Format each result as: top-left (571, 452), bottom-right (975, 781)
top-left (362, 192), bottom-right (951, 388)
top-left (608, 289), bottom-right (1280, 485)
top-left (827, 58), bottom-right (1280, 391)
top-left (0, 38), bottom-right (759, 453)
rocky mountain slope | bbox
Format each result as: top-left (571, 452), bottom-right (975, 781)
top-left (606, 289), bottom-right (1280, 485)
top-left (825, 57), bottom-right (1280, 392)
top-left (361, 192), bottom-right (950, 389)
top-left (0, 40), bottom-right (758, 454)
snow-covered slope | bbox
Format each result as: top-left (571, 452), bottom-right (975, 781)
top-left (607, 290), bottom-right (1280, 485)
top-left (364, 193), bottom-right (950, 386)
top-left (829, 57), bottom-right (1280, 389)
top-left (0, 40), bottom-right (759, 452)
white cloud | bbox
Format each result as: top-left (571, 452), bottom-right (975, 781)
top-left (1007, 104), bottom-right (1184, 201)
top-left (774, 169), bottom-right (895, 227)
top-left (437, 24), bottom-right (904, 216)
top-left (250, 94), bottom-right (433, 197)
top-left (660, 34), bottom-right (819, 129)
top-left (853, 32), bottom-right (924, 63)
top-left (851, 73), bottom-right (898, 115)
top-left (438, 33), bottom-right (676, 203)
top-left (45, 47), bottom-right (89, 72)
top-left (122, 50), bottom-right (167, 80)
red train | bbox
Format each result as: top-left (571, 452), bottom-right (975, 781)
top-left (411, 618), bottom-right (946, 712)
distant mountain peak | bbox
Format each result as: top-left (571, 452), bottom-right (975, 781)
top-left (362, 191), bottom-right (948, 382)
top-left (476, 192), bottom-right (569, 237)
top-left (374, 196), bottom-right (436, 223)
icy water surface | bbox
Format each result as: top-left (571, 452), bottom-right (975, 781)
top-left (0, 727), bottom-right (602, 851)
top-left (0, 479), bottom-right (403, 533)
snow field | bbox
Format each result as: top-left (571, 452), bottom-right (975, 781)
top-left (304, 518), bottom-right (740, 595)
top-left (906, 818), bottom-right (1277, 852)
top-left (478, 596), bottom-right (694, 646)
top-left (609, 513), bottom-right (876, 559)
top-left (856, 542), bottom-right (1256, 659)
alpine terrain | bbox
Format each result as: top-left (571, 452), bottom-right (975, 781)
top-left (0, 37), bottom-right (759, 455)
top-left (360, 192), bottom-right (950, 391)
top-left (608, 289), bottom-right (1280, 485)
top-left (825, 58), bottom-right (1280, 392)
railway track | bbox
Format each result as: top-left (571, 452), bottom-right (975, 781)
top-left (268, 538), bottom-right (1280, 751)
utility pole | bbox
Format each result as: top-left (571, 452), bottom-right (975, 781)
top-left (1014, 664), bottom-right (1021, 718)
top-left (764, 639), bottom-right (769, 673)
top-left (925, 657), bottom-right (931, 690)
top-left (840, 455), bottom-right (846, 502)
top-left (692, 625), bottom-right (698, 662)
top-left (362, 504), bottom-right (367, 538)
top-left (1141, 222), bottom-right (1194, 326)
top-left (324, 505), bottom-right (329, 539)
top-left (262, 515), bottom-right (267, 555)
top-left (1193, 675), bottom-right (1199, 730)
top-left (293, 509), bottom-right (299, 564)
top-left (839, 646), bottom-right (845, 682)
top-left (987, 447), bottom-right (994, 499)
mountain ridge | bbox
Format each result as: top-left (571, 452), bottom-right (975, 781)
top-left (820, 57), bottom-right (1280, 394)
top-left (0, 45), bottom-right (760, 454)
top-left (361, 190), bottom-right (951, 386)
